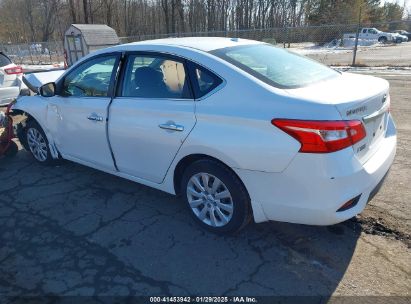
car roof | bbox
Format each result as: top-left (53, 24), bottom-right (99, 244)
top-left (123, 37), bottom-right (262, 52)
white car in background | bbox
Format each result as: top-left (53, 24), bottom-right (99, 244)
top-left (0, 52), bottom-right (23, 106)
top-left (391, 32), bottom-right (408, 43)
top-left (344, 27), bottom-right (396, 43)
top-left (11, 38), bottom-right (396, 233)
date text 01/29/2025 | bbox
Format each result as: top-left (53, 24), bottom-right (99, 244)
top-left (149, 296), bottom-right (258, 303)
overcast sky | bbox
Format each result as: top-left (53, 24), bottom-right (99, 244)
top-left (380, 0), bottom-right (410, 10)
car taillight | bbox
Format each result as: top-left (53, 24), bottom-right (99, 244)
top-left (4, 66), bottom-right (23, 75)
top-left (271, 119), bottom-right (366, 153)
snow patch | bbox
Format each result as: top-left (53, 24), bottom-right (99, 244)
top-left (342, 38), bottom-right (378, 47)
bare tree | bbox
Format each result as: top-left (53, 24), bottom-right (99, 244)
top-left (0, 0), bottom-right (408, 43)
top-left (83, 0), bottom-right (89, 23)
top-left (68, 0), bottom-right (77, 23)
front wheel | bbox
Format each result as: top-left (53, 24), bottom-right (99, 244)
top-left (378, 36), bottom-right (387, 43)
top-left (25, 120), bottom-right (56, 165)
top-left (181, 159), bottom-right (251, 234)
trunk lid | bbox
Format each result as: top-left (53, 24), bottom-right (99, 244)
top-left (285, 72), bottom-right (390, 164)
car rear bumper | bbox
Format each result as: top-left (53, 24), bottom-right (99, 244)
top-left (0, 86), bottom-right (20, 106)
top-left (235, 114), bottom-right (397, 226)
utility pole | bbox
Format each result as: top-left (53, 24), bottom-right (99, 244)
top-left (352, 4), bottom-right (362, 66)
top-left (124, 0), bottom-right (127, 36)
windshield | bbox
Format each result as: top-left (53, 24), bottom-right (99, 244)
top-left (210, 44), bottom-right (339, 88)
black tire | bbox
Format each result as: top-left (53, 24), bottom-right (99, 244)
top-left (181, 159), bottom-right (251, 234)
top-left (4, 140), bottom-right (18, 158)
top-left (378, 36), bottom-right (387, 43)
top-left (25, 120), bottom-right (57, 165)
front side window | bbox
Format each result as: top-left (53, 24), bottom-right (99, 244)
top-left (62, 55), bottom-right (118, 97)
top-left (211, 44), bottom-right (339, 88)
top-left (121, 54), bottom-right (191, 99)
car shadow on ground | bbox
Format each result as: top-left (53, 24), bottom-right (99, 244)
top-left (0, 149), bottom-right (361, 297)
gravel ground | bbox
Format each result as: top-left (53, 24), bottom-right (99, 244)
top-left (354, 70), bottom-right (410, 243)
top-left (0, 71), bottom-right (410, 299)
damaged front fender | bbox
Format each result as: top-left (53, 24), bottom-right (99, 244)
top-left (11, 96), bottom-right (59, 159)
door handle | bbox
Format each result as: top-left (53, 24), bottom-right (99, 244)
top-left (87, 114), bottom-right (104, 122)
top-left (159, 123), bottom-right (184, 132)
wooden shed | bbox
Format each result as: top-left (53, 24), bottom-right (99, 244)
top-left (64, 24), bottom-right (120, 66)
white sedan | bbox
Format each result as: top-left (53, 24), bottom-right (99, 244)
top-left (0, 52), bottom-right (23, 106)
top-left (12, 37), bottom-right (396, 233)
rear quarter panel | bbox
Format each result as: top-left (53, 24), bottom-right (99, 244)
top-left (174, 61), bottom-right (344, 173)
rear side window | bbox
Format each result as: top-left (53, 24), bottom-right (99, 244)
top-left (190, 65), bottom-right (223, 98)
top-left (0, 54), bottom-right (12, 67)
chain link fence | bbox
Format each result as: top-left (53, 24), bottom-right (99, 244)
top-left (1, 20), bottom-right (410, 68)
top-left (0, 40), bottom-right (64, 67)
top-left (121, 20), bottom-right (411, 67)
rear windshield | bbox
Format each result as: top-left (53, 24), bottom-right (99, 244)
top-left (210, 44), bottom-right (339, 89)
top-left (0, 53), bottom-right (12, 67)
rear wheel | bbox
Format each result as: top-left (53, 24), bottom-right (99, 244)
top-left (25, 120), bottom-right (56, 165)
top-left (181, 159), bottom-right (251, 234)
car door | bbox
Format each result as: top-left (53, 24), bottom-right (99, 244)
top-left (47, 53), bottom-right (120, 171)
top-left (109, 53), bottom-right (196, 183)
top-left (369, 29), bottom-right (377, 39)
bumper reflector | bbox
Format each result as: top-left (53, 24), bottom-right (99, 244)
top-left (336, 195), bottom-right (361, 212)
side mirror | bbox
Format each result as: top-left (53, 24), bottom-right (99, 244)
top-left (39, 82), bottom-right (56, 97)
